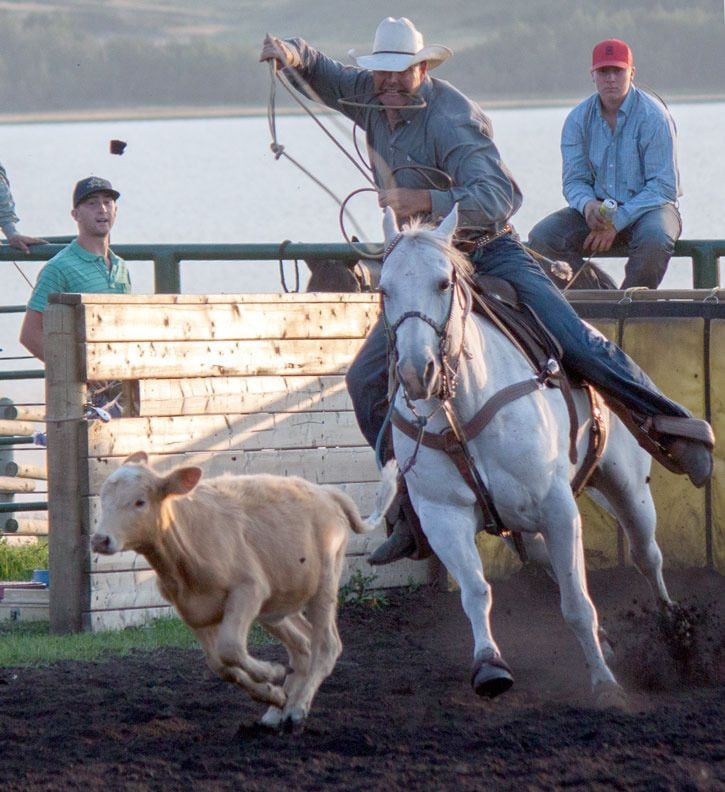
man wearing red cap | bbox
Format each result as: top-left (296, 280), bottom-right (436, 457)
top-left (529, 39), bottom-right (681, 290)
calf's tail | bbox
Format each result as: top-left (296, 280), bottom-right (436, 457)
top-left (333, 459), bottom-right (399, 534)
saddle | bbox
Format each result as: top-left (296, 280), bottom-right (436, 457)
top-left (470, 274), bottom-right (562, 377)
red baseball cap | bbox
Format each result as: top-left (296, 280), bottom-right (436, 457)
top-left (592, 39), bottom-right (633, 70)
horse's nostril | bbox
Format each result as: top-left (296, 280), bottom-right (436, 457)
top-left (424, 359), bottom-right (436, 387)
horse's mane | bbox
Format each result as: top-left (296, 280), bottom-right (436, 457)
top-left (400, 218), bottom-right (474, 280)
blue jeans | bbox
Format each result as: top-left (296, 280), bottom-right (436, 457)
top-left (346, 233), bottom-right (689, 452)
top-left (528, 205), bottom-right (682, 289)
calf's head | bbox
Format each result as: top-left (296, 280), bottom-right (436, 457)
top-left (91, 451), bottom-right (202, 555)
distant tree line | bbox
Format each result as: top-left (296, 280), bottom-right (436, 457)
top-left (0, 4), bottom-right (722, 114)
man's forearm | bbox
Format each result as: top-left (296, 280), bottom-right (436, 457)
top-left (19, 310), bottom-right (45, 362)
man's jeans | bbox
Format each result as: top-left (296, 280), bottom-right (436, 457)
top-left (346, 234), bottom-right (689, 452)
top-left (528, 205), bottom-right (682, 289)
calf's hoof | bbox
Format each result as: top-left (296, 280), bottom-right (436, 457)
top-left (281, 715), bottom-right (306, 735)
top-left (471, 649), bottom-right (514, 699)
top-left (257, 705), bottom-right (306, 734)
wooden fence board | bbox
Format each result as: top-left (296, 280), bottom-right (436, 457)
top-left (57, 292), bottom-right (377, 306)
top-left (2, 516), bottom-right (49, 536)
top-left (45, 302), bottom-right (87, 634)
top-left (90, 550), bottom-right (153, 574)
top-left (4, 461), bottom-right (48, 480)
top-left (85, 410), bottom-right (366, 459)
top-left (83, 337), bottom-right (365, 380)
top-left (0, 419), bottom-right (36, 436)
top-left (1, 404), bottom-right (46, 423)
top-left (89, 570), bottom-right (165, 611)
top-left (82, 302), bottom-right (379, 342)
top-left (137, 374), bottom-right (350, 417)
top-left (85, 446), bottom-right (379, 495)
top-left (0, 476), bottom-right (36, 493)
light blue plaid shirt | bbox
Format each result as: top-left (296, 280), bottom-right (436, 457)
top-left (0, 162), bottom-right (19, 238)
top-left (561, 86), bottom-right (681, 231)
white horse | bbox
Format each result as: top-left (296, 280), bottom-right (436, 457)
top-left (379, 205), bottom-right (671, 705)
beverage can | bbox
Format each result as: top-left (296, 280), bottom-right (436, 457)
top-left (598, 199), bottom-right (617, 224)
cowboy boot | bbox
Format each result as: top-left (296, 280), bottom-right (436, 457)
top-left (664, 437), bottom-right (713, 488)
top-left (368, 512), bottom-right (416, 565)
top-left (601, 401), bottom-right (714, 489)
top-left (649, 415), bottom-right (715, 488)
top-left (368, 484), bottom-right (431, 565)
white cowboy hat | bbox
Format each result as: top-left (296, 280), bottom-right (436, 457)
top-left (349, 17), bottom-right (452, 72)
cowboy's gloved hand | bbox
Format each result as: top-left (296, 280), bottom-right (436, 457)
top-left (260, 34), bottom-right (300, 69)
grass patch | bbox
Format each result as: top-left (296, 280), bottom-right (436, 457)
top-left (339, 569), bottom-right (389, 610)
top-left (0, 617), bottom-right (198, 667)
top-left (0, 538), bottom-right (49, 581)
top-left (0, 617), bottom-right (273, 668)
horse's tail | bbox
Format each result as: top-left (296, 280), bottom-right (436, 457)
top-left (330, 459), bottom-right (399, 534)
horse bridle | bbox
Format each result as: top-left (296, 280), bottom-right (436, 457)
top-left (381, 238), bottom-right (472, 412)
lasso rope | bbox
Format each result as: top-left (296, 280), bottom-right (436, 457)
top-left (267, 62), bottom-right (375, 249)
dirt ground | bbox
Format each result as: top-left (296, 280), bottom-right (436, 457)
top-left (0, 566), bottom-right (722, 791)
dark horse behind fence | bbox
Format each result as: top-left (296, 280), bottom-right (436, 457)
top-left (305, 242), bottom-right (616, 293)
top-left (305, 252), bottom-right (381, 293)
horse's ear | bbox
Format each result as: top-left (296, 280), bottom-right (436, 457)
top-left (435, 204), bottom-right (459, 244)
top-left (383, 207), bottom-right (399, 245)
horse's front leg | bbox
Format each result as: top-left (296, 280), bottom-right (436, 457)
top-left (413, 496), bottom-right (514, 698)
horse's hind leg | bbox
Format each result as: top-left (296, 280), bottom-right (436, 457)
top-left (589, 438), bottom-right (671, 605)
top-left (540, 497), bottom-right (622, 700)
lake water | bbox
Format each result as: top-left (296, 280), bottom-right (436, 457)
top-left (1, 100), bottom-right (724, 396)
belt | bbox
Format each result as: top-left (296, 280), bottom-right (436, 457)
top-left (455, 224), bottom-right (513, 253)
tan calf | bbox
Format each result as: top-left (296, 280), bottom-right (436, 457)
top-left (91, 451), bottom-right (397, 731)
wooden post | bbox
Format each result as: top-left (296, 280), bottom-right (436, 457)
top-left (45, 297), bottom-right (87, 634)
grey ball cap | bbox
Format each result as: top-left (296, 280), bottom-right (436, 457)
top-left (73, 176), bottom-right (120, 208)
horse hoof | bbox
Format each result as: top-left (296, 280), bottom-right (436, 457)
top-left (471, 650), bottom-right (514, 699)
top-left (594, 681), bottom-right (628, 711)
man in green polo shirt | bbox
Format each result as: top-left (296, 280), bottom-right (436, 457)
top-left (19, 176), bottom-right (130, 361)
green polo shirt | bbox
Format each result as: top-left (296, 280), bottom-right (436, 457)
top-left (27, 238), bottom-right (131, 312)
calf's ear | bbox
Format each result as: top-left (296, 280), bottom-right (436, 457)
top-left (123, 451), bottom-right (148, 465)
top-left (161, 466), bottom-right (203, 497)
